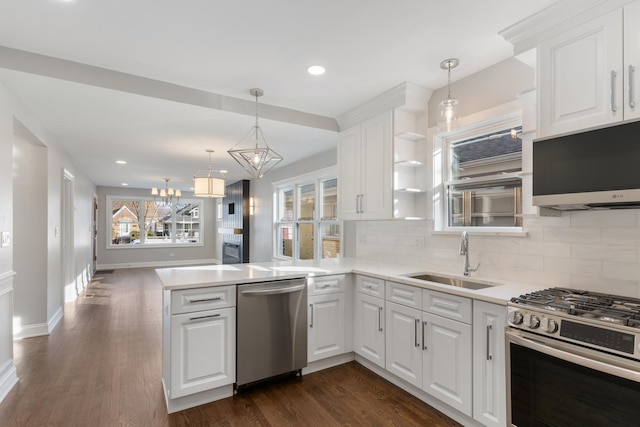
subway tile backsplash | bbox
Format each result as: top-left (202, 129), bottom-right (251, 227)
top-left (355, 210), bottom-right (640, 297)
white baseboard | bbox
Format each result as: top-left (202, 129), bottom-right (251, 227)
top-left (96, 258), bottom-right (218, 271)
top-left (13, 322), bottom-right (48, 340)
top-left (303, 353), bottom-right (354, 375)
top-left (48, 306), bottom-right (63, 333)
top-left (0, 360), bottom-right (18, 404)
top-left (163, 379), bottom-right (233, 414)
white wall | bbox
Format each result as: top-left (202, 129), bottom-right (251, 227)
top-left (354, 58), bottom-right (640, 298)
top-left (0, 79), bottom-right (96, 402)
top-left (250, 149), bottom-right (338, 262)
top-left (96, 186), bottom-right (218, 268)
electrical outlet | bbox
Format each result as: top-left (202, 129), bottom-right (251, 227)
top-left (1, 232), bottom-right (10, 248)
top-left (414, 236), bottom-right (425, 248)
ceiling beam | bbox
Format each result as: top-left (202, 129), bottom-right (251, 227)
top-left (0, 45), bottom-right (339, 132)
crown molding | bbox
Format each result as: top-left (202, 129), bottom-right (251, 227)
top-left (500, 0), bottom-right (635, 55)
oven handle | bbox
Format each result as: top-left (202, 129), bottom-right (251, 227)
top-left (506, 330), bottom-right (640, 383)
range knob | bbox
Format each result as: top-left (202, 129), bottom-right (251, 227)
top-left (508, 310), bottom-right (523, 325)
top-left (525, 314), bottom-right (540, 329)
top-left (545, 319), bottom-right (559, 333)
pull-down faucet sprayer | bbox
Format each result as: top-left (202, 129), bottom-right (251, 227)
top-left (460, 231), bottom-right (480, 277)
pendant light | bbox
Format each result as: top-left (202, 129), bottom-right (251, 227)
top-left (437, 58), bottom-right (460, 133)
top-left (228, 88), bottom-right (282, 179)
top-left (151, 178), bottom-right (181, 205)
top-left (193, 149), bottom-right (226, 198)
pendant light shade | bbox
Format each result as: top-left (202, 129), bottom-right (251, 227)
top-left (228, 88), bottom-right (282, 179)
top-left (152, 178), bottom-right (180, 205)
top-left (193, 149), bottom-right (226, 198)
top-left (437, 58), bottom-right (460, 133)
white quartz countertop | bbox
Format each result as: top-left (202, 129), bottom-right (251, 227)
top-left (155, 258), bottom-right (546, 305)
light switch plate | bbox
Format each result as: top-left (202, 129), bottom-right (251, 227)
top-left (1, 232), bottom-right (10, 248)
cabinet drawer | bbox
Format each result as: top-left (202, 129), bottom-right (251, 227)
top-left (385, 281), bottom-right (422, 310)
top-left (171, 284), bottom-right (236, 314)
top-left (422, 289), bottom-right (471, 324)
top-left (308, 275), bottom-right (345, 296)
top-left (356, 275), bottom-right (385, 298)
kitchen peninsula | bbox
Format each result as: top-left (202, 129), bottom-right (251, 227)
top-left (157, 257), bottom-right (543, 426)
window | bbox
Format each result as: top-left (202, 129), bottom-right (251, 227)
top-left (438, 114), bottom-right (523, 230)
top-left (274, 170), bottom-right (340, 260)
top-left (108, 196), bottom-right (203, 247)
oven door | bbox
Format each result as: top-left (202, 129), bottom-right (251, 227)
top-left (506, 329), bottom-right (640, 427)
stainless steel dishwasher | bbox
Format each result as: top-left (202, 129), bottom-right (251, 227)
top-left (236, 277), bottom-right (307, 387)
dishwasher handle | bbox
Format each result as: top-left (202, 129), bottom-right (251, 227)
top-left (240, 283), bottom-right (306, 296)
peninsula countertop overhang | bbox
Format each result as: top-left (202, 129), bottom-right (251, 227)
top-left (155, 257), bottom-right (545, 305)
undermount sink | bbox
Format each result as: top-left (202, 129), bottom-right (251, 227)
top-left (403, 273), bottom-right (493, 290)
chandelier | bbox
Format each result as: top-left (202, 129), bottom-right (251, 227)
top-left (437, 58), bottom-right (460, 133)
top-left (151, 178), bottom-right (181, 205)
top-left (193, 149), bottom-right (226, 198)
top-left (228, 88), bottom-right (282, 179)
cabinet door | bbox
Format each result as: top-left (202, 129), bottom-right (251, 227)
top-left (422, 312), bottom-right (472, 416)
top-left (624, 1), bottom-right (640, 121)
top-left (385, 301), bottom-right (422, 388)
top-left (354, 292), bottom-right (385, 368)
top-left (170, 307), bottom-right (235, 399)
top-left (360, 112), bottom-right (393, 220)
top-left (308, 292), bottom-right (346, 362)
top-left (473, 301), bottom-right (507, 427)
top-left (538, 9), bottom-right (623, 137)
top-left (338, 125), bottom-right (362, 220)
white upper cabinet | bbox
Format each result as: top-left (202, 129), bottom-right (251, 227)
top-left (538, 8), bottom-right (623, 137)
top-left (338, 111), bottom-right (393, 220)
top-left (538, 2), bottom-right (640, 137)
top-left (623, 0), bottom-right (640, 120)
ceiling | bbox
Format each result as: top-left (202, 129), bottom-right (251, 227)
top-left (0, 0), bottom-right (559, 191)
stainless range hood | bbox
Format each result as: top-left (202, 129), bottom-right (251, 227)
top-left (533, 119), bottom-right (640, 210)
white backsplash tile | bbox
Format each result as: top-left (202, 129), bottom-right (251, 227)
top-left (571, 243), bottom-right (637, 262)
top-left (354, 213), bottom-right (640, 295)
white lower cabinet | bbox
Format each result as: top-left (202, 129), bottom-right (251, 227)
top-left (422, 311), bottom-right (472, 416)
top-left (163, 284), bottom-right (237, 410)
top-left (473, 300), bottom-right (507, 427)
top-left (354, 290), bottom-right (385, 368)
top-left (169, 306), bottom-right (236, 399)
top-left (385, 301), bottom-right (422, 388)
top-left (308, 292), bottom-right (346, 362)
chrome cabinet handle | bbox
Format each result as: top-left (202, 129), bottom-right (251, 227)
top-left (414, 318), bottom-right (420, 348)
top-left (309, 303), bottom-right (314, 328)
top-left (422, 321), bottom-right (427, 350)
top-left (611, 70), bottom-right (618, 112)
top-left (486, 324), bottom-right (493, 361)
top-left (629, 65), bottom-right (636, 109)
top-left (378, 306), bottom-right (383, 332)
top-left (356, 194), bottom-right (361, 213)
top-left (360, 194), bottom-right (364, 213)
top-left (189, 313), bottom-right (221, 321)
top-left (187, 296), bottom-right (222, 303)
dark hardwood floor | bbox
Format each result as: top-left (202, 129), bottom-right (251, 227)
top-left (0, 268), bottom-right (463, 427)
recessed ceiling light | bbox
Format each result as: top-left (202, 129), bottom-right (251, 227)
top-left (121, 183), bottom-right (128, 186)
top-left (116, 160), bottom-right (127, 165)
top-left (307, 65), bottom-right (326, 76)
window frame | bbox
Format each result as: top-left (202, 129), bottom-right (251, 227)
top-left (434, 111), bottom-right (524, 233)
top-left (272, 167), bottom-right (339, 261)
top-left (106, 195), bottom-right (205, 249)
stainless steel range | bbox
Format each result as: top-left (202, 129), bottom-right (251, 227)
top-left (506, 287), bottom-right (640, 427)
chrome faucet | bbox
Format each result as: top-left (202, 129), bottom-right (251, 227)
top-left (460, 231), bottom-right (480, 276)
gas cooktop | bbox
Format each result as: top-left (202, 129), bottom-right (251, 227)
top-left (510, 287), bottom-right (640, 329)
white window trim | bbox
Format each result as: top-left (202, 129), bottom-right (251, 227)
top-left (272, 166), bottom-right (338, 261)
top-left (106, 195), bottom-right (205, 249)
top-left (434, 109), bottom-right (523, 233)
